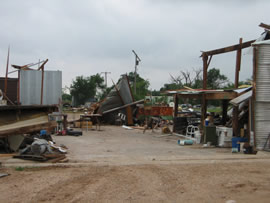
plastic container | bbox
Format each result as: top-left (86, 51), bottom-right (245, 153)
top-left (216, 127), bottom-right (233, 147)
top-left (205, 119), bottom-right (209, 126)
top-left (178, 140), bottom-right (193, 145)
top-left (232, 137), bottom-right (248, 152)
top-left (40, 130), bottom-right (47, 136)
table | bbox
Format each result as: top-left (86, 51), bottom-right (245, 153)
top-left (80, 114), bottom-right (102, 131)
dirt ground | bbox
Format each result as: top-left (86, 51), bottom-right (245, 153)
top-left (1, 126), bottom-right (270, 202)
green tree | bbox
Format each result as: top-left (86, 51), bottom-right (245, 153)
top-left (127, 72), bottom-right (150, 100)
top-left (62, 93), bottom-right (72, 103)
top-left (160, 83), bottom-right (182, 92)
top-left (62, 86), bottom-right (72, 103)
top-left (207, 68), bottom-right (228, 89)
top-left (70, 74), bottom-right (104, 106)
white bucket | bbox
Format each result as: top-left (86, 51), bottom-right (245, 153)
top-left (194, 131), bottom-right (201, 144)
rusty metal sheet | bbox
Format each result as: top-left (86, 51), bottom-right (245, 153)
top-left (137, 106), bottom-right (173, 117)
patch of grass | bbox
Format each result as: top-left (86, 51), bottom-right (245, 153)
top-left (15, 166), bottom-right (25, 171)
top-left (208, 107), bottom-right (222, 113)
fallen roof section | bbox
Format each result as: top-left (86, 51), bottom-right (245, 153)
top-left (98, 74), bottom-right (134, 113)
top-left (164, 89), bottom-right (238, 100)
top-left (230, 90), bottom-right (252, 106)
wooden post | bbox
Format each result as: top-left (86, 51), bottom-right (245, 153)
top-left (4, 46), bottom-right (10, 95)
top-left (203, 54), bottom-right (208, 90)
top-left (173, 94), bottom-right (178, 132)
top-left (126, 105), bottom-right (134, 126)
top-left (17, 70), bottom-right (20, 104)
top-left (232, 38), bottom-right (243, 137)
top-left (40, 67), bottom-right (44, 105)
top-left (201, 54), bottom-right (208, 129)
top-left (222, 100), bottom-right (228, 125)
top-left (235, 38), bottom-right (243, 88)
top-left (232, 107), bottom-right (239, 136)
top-left (251, 47), bottom-right (258, 148)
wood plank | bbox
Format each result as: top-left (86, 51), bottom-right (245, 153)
top-left (206, 92), bottom-right (237, 100)
top-left (259, 23), bottom-right (270, 30)
top-left (126, 106), bottom-right (134, 126)
top-left (201, 39), bottom-right (255, 56)
top-left (0, 121), bottom-right (56, 137)
top-left (235, 38), bottom-right (243, 88)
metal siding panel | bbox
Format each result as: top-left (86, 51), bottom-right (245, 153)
top-left (20, 70), bottom-right (61, 105)
top-left (43, 71), bottom-right (62, 105)
top-left (255, 44), bottom-right (270, 150)
top-left (256, 44), bottom-right (270, 102)
top-left (20, 70), bottom-right (42, 105)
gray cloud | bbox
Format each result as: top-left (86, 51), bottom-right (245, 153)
top-left (0, 0), bottom-right (268, 90)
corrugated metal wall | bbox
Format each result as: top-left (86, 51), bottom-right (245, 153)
top-left (20, 70), bottom-right (62, 105)
top-left (254, 42), bottom-right (270, 150)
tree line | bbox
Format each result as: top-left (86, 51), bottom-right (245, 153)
top-left (62, 68), bottom-right (251, 106)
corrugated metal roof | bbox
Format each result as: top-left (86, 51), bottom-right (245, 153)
top-left (229, 90), bottom-right (252, 106)
top-left (252, 39), bottom-right (270, 46)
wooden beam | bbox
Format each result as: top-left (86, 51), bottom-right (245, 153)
top-left (4, 46), bottom-right (10, 94)
top-left (173, 94), bottom-right (179, 133)
top-left (206, 92), bottom-right (237, 100)
top-left (102, 99), bottom-right (144, 114)
top-left (235, 38), bottom-right (243, 88)
top-left (259, 22), bottom-right (270, 30)
top-left (40, 67), bottom-right (44, 105)
top-left (222, 100), bottom-right (229, 125)
top-left (252, 47), bottom-right (258, 148)
top-left (201, 95), bottom-right (207, 131)
top-left (126, 106), bottom-right (134, 126)
top-left (173, 92), bottom-right (237, 100)
top-left (201, 39), bottom-right (255, 57)
top-left (37, 59), bottom-right (48, 71)
top-left (17, 70), bottom-right (20, 104)
top-left (203, 54), bottom-right (208, 89)
top-left (0, 121), bottom-right (57, 137)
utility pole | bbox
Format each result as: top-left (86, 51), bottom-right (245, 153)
top-left (132, 50), bottom-right (141, 95)
top-left (4, 46), bottom-right (10, 94)
top-left (101, 72), bottom-right (111, 88)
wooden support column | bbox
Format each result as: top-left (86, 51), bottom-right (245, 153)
top-left (222, 100), bottom-right (228, 125)
top-left (4, 46), bottom-right (10, 95)
top-left (232, 107), bottom-right (239, 136)
top-left (202, 54), bottom-right (208, 90)
top-left (126, 105), bottom-right (134, 126)
top-left (232, 38), bottom-right (243, 137)
top-left (17, 70), bottom-right (20, 104)
top-left (201, 54), bottom-right (208, 129)
top-left (235, 38), bottom-right (242, 88)
top-left (251, 47), bottom-right (258, 148)
top-left (173, 94), bottom-right (179, 132)
top-left (40, 67), bottom-right (44, 105)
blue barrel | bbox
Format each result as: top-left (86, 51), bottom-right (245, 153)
top-left (40, 130), bottom-right (47, 136)
top-left (232, 137), bottom-right (248, 151)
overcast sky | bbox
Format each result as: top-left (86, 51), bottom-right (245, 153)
top-left (0, 0), bottom-right (269, 90)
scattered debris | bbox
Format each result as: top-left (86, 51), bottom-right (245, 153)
top-left (0, 173), bottom-right (9, 178)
